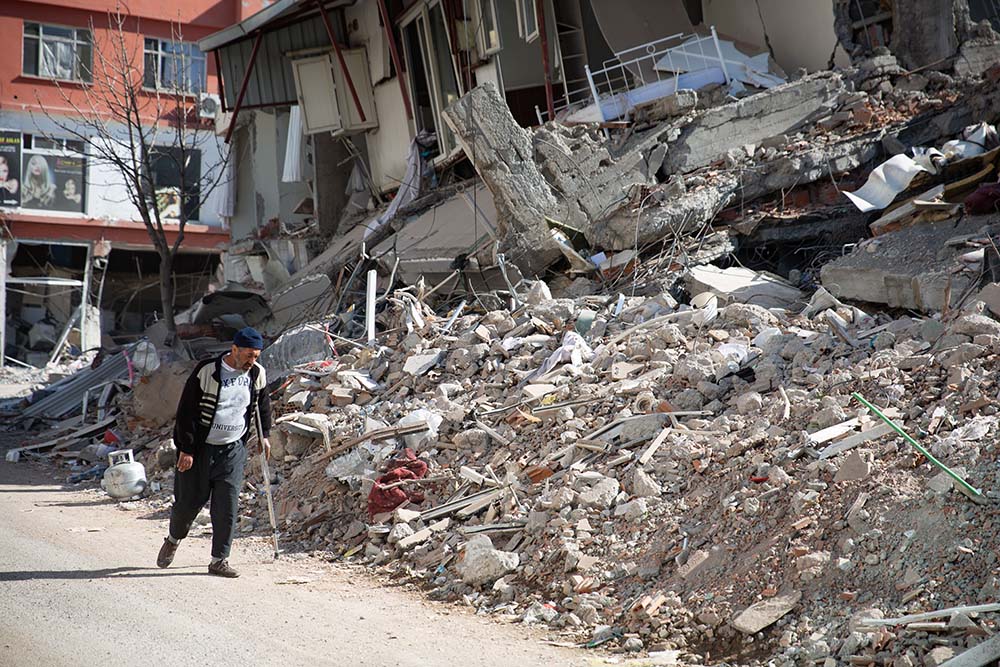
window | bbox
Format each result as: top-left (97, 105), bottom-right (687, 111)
top-left (22, 22), bottom-right (92, 83)
top-left (21, 134), bottom-right (87, 214)
top-left (473, 0), bottom-right (501, 56)
top-left (516, 0), bottom-right (539, 43)
top-left (143, 39), bottom-right (206, 94)
top-left (145, 147), bottom-right (201, 221)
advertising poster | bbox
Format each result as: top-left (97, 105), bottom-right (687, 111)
top-left (0, 131), bottom-right (21, 208)
top-left (22, 150), bottom-right (86, 213)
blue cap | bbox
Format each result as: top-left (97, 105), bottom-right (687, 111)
top-left (233, 327), bottom-right (264, 350)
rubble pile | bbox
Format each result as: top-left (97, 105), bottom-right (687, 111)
top-left (226, 278), bottom-right (1000, 665)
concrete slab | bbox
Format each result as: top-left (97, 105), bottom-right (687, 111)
top-left (820, 215), bottom-right (989, 312)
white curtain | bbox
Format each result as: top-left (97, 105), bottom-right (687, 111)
top-left (282, 106), bottom-right (303, 183)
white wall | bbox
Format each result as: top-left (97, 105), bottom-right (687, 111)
top-left (0, 109), bottom-right (229, 228)
top-left (703, 0), bottom-right (851, 73)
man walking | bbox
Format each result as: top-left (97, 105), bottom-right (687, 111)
top-left (156, 327), bottom-right (271, 577)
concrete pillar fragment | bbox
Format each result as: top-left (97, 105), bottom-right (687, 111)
top-left (442, 82), bottom-right (563, 276)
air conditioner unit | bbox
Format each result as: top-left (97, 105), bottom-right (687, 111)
top-left (198, 93), bottom-right (221, 120)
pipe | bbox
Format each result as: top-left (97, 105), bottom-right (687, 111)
top-left (535, 0), bottom-right (555, 120)
top-left (224, 30), bottom-right (264, 144)
top-left (852, 392), bottom-right (981, 498)
top-left (316, 0), bottom-right (367, 123)
top-left (375, 0), bottom-right (413, 120)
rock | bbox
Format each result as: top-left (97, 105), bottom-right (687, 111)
top-left (921, 319), bottom-right (945, 342)
top-left (387, 523), bottom-right (414, 545)
top-left (614, 498), bottom-right (648, 521)
top-left (577, 477), bottom-right (621, 509)
top-left (924, 647), bottom-right (954, 667)
top-left (591, 625), bottom-right (615, 643)
top-left (522, 600), bottom-right (559, 624)
top-left (630, 468), bottom-right (662, 497)
top-left (938, 343), bottom-right (985, 368)
top-left (623, 637), bottom-right (644, 652)
top-left (731, 591), bottom-right (802, 634)
top-left (796, 551), bottom-right (831, 580)
top-left (872, 331), bottom-right (896, 350)
top-left (927, 467), bottom-right (967, 494)
top-left (525, 280), bottom-right (553, 305)
top-left (834, 451), bottom-right (871, 483)
top-left (403, 349), bottom-right (445, 376)
top-left (458, 535), bottom-right (519, 586)
top-left (526, 510), bottom-right (551, 534)
top-left (953, 313), bottom-right (1000, 337)
top-left (737, 391), bottom-right (763, 415)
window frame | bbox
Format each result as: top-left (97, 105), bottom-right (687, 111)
top-left (516, 0), bottom-right (539, 43)
top-left (473, 0), bottom-right (501, 57)
top-left (142, 37), bottom-right (208, 95)
top-left (22, 21), bottom-right (93, 84)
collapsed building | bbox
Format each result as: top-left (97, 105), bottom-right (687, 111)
top-left (11, 0), bottom-right (1000, 665)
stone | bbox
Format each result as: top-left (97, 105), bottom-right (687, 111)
top-left (938, 343), bottom-right (985, 368)
top-left (522, 600), bottom-right (559, 624)
top-left (387, 523), bottom-right (414, 545)
top-left (577, 477), bottom-right (621, 509)
top-left (978, 283), bottom-right (1000, 317)
top-left (630, 469), bottom-right (662, 498)
top-left (525, 280), bottom-right (553, 305)
top-left (834, 451), bottom-right (871, 483)
top-left (923, 647), bottom-right (954, 667)
top-left (872, 331), bottom-right (896, 351)
top-left (458, 535), bottom-right (519, 586)
top-left (731, 591), bottom-right (802, 634)
top-left (953, 313), bottom-right (1000, 337)
top-left (796, 551), bottom-right (831, 581)
top-left (403, 350), bottom-right (444, 376)
top-left (392, 507), bottom-right (422, 523)
top-left (623, 637), bottom-right (644, 652)
top-left (927, 467), bottom-right (967, 494)
top-left (614, 498), bottom-right (648, 522)
top-left (737, 391), bottom-right (764, 415)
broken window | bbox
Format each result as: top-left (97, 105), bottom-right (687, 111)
top-left (22, 22), bottom-right (92, 83)
top-left (401, 1), bottom-right (463, 156)
top-left (144, 146), bottom-right (201, 221)
top-left (143, 38), bottom-right (206, 94)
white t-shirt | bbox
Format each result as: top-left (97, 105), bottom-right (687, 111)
top-left (206, 360), bottom-right (252, 445)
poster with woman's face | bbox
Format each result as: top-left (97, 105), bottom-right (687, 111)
top-left (0, 131), bottom-right (21, 208)
top-left (22, 151), bottom-right (85, 213)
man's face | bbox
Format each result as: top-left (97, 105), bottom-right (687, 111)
top-left (231, 345), bottom-right (261, 371)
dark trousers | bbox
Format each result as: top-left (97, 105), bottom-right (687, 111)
top-left (168, 441), bottom-right (246, 560)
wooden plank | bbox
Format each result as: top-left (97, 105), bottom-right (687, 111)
top-left (819, 423), bottom-right (894, 459)
top-left (939, 634), bottom-right (1000, 667)
top-left (638, 427), bottom-right (671, 466)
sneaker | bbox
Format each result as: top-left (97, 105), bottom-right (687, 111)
top-left (208, 559), bottom-right (239, 578)
top-left (157, 538), bottom-right (178, 568)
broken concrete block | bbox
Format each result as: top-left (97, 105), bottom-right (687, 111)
top-left (442, 83), bottom-right (563, 275)
top-left (731, 591), bottom-right (802, 634)
top-left (630, 469), bottom-right (662, 497)
top-left (736, 391), bottom-right (764, 415)
top-left (923, 646), bottom-right (954, 667)
top-left (952, 314), bottom-right (1000, 338)
top-left (614, 498), bottom-right (648, 522)
top-left (687, 265), bottom-right (804, 310)
top-left (662, 73), bottom-right (843, 175)
top-left (458, 535), bottom-right (519, 586)
top-left (403, 349), bottom-right (444, 376)
top-left (796, 551), bottom-right (831, 581)
top-left (577, 477), bottom-right (621, 509)
top-left (927, 467), bottom-right (968, 494)
top-left (522, 601), bottom-right (559, 624)
top-left (938, 343), bottom-right (986, 368)
top-left (834, 451), bottom-right (872, 483)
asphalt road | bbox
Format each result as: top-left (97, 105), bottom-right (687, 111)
top-left (0, 459), bottom-right (585, 667)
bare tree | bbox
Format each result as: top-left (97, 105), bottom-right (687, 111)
top-left (35, 7), bottom-right (229, 339)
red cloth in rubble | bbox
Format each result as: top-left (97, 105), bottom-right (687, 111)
top-left (965, 182), bottom-right (1000, 215)
top-left (367, 448), bottom-right (429, 519)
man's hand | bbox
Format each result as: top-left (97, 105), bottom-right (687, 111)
top-left (259, 438), bottom-right (271, 460)
top-left (177, 452), bottom-right (194, 472)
